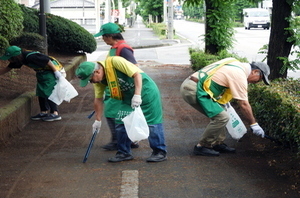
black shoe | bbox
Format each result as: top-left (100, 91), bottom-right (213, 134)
top-left (131, 142), bottom-right (139, 149)
top-left (42, 114), bottom-right (62, 122)
top-left (213, 143), bottom-right (236, 153)
top-left (101, 142), bottom-right (118, 151)
top-left (146, 150), bottom-right (167, 162)
top-left (108, 152), bottom-right (134, 163)
top-left (193, 145), bottom-right (220, 156)
top-left (31, 113), bottom-right (48, 120)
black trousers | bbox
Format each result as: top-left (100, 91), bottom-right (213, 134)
top-left (38, 97), bottom-right (58, 114)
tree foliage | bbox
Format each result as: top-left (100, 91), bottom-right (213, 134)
top-left (135, 0), bottom-right (163, 22)
top-left (233, 0), bottom-right (258, 21)
top-left (205, 1), bottom-right (236, 53)
top-left (184, 0), bottom-right (236, 54)
top-left (182, 4), bottom-right (205, 19)
top-left (0, 0), bottom-right (23, 54)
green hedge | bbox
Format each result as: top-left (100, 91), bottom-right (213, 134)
top-left (189, 48), bottom-right (248, 71)
top-left (0, 36), bottom-right (10, 56)
top-left (10, 32), bottom-right (44, 52)
top-left (150, 23), bottom-right (167, 35)
top-left (19, 4), bottom-right (96, 54)
top-left (149, 23), bottom-right (175, 37)
top-left (249, 79), bottom-right (300, 154)
top-left (46, 14), bottom-right (96, 53)
top-left (19, 4), bottom-right (39, 33)
top-left (0, 0), bottom-right (23, 54)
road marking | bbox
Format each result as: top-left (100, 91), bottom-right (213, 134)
top-left (120, 170), bottom-right (139, 198)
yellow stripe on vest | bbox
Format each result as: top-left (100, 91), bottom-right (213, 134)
top-left (105, 57), bottom-right (122, 100)
top-left (201, 58), bottom-right (238, 104)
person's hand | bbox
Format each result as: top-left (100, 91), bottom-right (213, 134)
top-left (92, 120), bottom-right (101, 134)
top-left (54, 71), bottom-right (62, 79)
top-left (131, 94), bottom-right (142, 108)
top-left (250, 123), bottom-right (265, 138)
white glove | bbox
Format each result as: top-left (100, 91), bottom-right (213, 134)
top-left (250, 123), bottom-right (265, 138)
top-left (54, 71), bottom-right (62, 79)
top-left (131, 94), bottom-right (142, 108)
top-left (92, 120), bottom-right (101, 134)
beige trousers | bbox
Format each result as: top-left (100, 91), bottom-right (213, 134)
top-left (180, 77), bottom-right (229, 147)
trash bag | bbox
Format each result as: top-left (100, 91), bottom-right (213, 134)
top-left (225, 103), bottom-right (247, 140)
top-left (122, 107), bottom-right (149, 142)
top-left (49, 76), bottom-right (78, 105)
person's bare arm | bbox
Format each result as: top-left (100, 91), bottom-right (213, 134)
top-left (94, 98), bottom-right (104, 121)
top-left (47, 60), bottom-right (58, 72)
top-left (237, 100), bottom-right (256, 125)
top-left (132, 72), bottom-right (142, 95)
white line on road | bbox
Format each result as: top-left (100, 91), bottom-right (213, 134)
top-left (120, 170), bottom-right (139, 198)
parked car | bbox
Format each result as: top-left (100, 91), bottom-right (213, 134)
top-left (243, 8), bottom-right (271, 30)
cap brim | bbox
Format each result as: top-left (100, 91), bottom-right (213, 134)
top-left (79, 78), bottom-right (90, 87)
top-left (0, 55), bottom-right (11, 60)
top-left (93, 32), bottom-right (103, 37)
top-left (262, 74), bottom-right (270, 85)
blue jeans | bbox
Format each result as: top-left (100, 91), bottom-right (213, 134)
top-left (115, 123), bottom-right (167, 154)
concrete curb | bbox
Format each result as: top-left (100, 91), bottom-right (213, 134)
top-left (130, 39), bottom-right (180, 49)
top-left (0, 54), bottom-right (86, 145)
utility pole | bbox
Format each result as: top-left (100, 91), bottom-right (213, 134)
top-left (167, 0), bottom-right (173, 39)
top-left (95, 0), bottom-right (100, 34)
top-left (163, 0), bottom-right (167, 23)
top-left (104, 0), bottom-right (112, 23)
top-left (39, 0), bottom-right (48, 54)
top-left (111, 0), bottom-right (115, 23)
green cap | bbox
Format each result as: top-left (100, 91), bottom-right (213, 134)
top-left (75, 62), bottom-right (97, 87)
top-left (94, 22), bottom-right (121, 37)
top-left (0, 46), bottom-right (21, 60)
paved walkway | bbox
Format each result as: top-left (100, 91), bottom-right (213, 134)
top-left (1, 17), bottom-right (299, 198)
top-left (87, 17), bottom-right (190, 64)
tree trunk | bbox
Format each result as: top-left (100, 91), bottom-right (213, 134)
top-left (204, 0), bottom-right (218, 54)
top-left (267, 0), bottom-right (294, 79)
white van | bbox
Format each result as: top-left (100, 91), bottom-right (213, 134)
top-left (243, 8), bottom-right (270, 30)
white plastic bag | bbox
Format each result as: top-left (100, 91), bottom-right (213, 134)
top-left (122, 107), bottom-right (149, 142)
top-left (225, 103), bottom-right (247, 140)
top-left (49, 76), bottom-right (78, 105)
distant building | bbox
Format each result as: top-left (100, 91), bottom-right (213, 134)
top-left (15, 0), bottom-right (35, 6)
top-left (32, 0), bottom-right (99, 25)
top-left (31, 0), bottom-right (130, 27)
